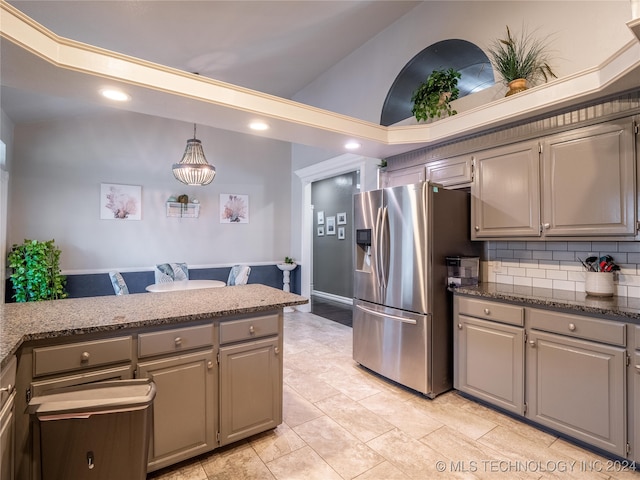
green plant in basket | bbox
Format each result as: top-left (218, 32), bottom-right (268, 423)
top-left (411, 68), bottom-right (461, 121)
top-left (8, 239), bottom-right (67, 302)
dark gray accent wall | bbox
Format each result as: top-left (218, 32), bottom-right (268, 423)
top-left (312, 172), bottom-right (358, 299)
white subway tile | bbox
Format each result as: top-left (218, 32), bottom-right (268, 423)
top-left (615, 284), bottom-right (628, 297)
top-left (575, 281), bottom-right (585, 292)
top-left (568, 270), bottom-right (586, 282)
top-left (513, 250), bottom-right (533, 260)
top-left (568, 242), bottom-right (591, 251)
top-left (507, 267), bottom-right (526, 277)
top-left (496, 249), bottom-right (514, 259)
top-left (553, 280), bottom-right (576, 291)
top-left (618, 243), bottom-right (640, 253)
top-left (559, 261), bottom-right (582, 272)
top-left (538, 260), bottom-right (560, 270)
top-left (592, 242), bottom-right (618, 252)
top-left (545, 242), bottom-right (568, 251)
top-left (519, 259), bottom-right (539, 268)
top-left (532, 251), bottom-right (554, 260)
top-left (508, 242), bottom-right (527, 250)
top-left (501, 259), bottom-right (520, 269)
top-left (513, 276), bottom-right (532, 287)
top-left (612, 253), bottom-right (627, 264)
top-left (526, 242), bottom-right (546, 251)
top-left (496, 274), bottom-right (514, 284)
top-left (532, 278), bottom-right (553, 289)
top-left (526, 268), bottom-right (547, 278)
top-left (553, 251), bottom-right (577, 261)
top-left (627, 286), bottom-right (640, 298)
top-left (546, 270), bottom-right (568, 280)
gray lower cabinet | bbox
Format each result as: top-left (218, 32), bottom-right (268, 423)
top-left (454, 297), bottom-right (525, 414)
top-left (634, 326), bottom-right (640, 463)
top-left (1, 357), bottom-right (17, 480)
top-left (138, 349), bottom-right (216, 472)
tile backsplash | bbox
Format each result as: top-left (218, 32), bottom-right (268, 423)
top-left (484, 241), bottom-right (640, 298)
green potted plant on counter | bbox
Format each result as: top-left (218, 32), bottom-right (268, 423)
top-left (486, 25), bottom-right (557, 96)
top-left (411, 68), bottom-right (461, 121)
top-left (8, 239), bottom-right (67, 302)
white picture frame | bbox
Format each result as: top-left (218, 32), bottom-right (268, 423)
top-left (317, 211), bottom-right (325, 225)
top-left (326, 216), bottom-right (336, 235)
top-left (317, 226), bottom-right (325, 236)
top-left (220, 194), bottom-right (249, 223)
top-left (337, 212), bottom-right (347, 225)
top-left (100, 183), bottom-right (142, 220)
top-left (338, 227), bottom-right (345, 240)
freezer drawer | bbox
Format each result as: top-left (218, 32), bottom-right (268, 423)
top-left (353, 299), bottom-right (431, 395)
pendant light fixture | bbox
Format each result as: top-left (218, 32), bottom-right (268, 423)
top-left (172, 124), bottom-right (216, 186)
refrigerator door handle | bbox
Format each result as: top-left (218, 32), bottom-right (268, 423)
top-left (355, 304), bottom-right (417, 325)
top-left (375, 207), bottom-right (384, 294)
top-left (379, 206), bottom-right (390, 290)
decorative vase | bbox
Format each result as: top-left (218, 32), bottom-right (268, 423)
top-left (505, 78), bottom-right (528, 97)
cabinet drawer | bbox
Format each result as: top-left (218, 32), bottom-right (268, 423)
top-left (138, 323), bottom-right (213, 358)
top-left (457, 297), bottom-right (524, 326)
top-left (33, 336), bottom-right (132, 377)
top-left (635, 325), bottom-right (640, 350)
top-left (220, 314), bottom-right (279, 345)
top-left (527, 309), bottom-right (625, 346)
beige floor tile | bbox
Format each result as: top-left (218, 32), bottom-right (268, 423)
top-left (285, 369), bottom-right (341, 403)
top-left (249, 423), bottom-right (307, 464)
top-left (314, 393), bottom-right (395, 442)
top-left (352, 461), bottom-right (411, 479)
top-left (266, 445), bottom-right (343, 480)
top-left (293, 415), bottom-right (385, 479)
top-left (200, 443), bottom-right (275, 480)
top-left (147, 460), bottom-right (208, 480)
top-left (282, 384), bottom-right (325, 428)
top-left (358, 391), bottom-right (443, 439)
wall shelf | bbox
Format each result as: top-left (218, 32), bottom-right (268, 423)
top-left (166, 202), bottom-right (200, 218)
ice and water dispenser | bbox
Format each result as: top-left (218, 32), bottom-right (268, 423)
top-left (355, 229), bottom-right (372, 272)
top-left (446, 256), bottom-right (479, 287)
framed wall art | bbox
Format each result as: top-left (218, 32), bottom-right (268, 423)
top-left (220, 194), bottom-right (249, 223)
top-left (317, 226), bottom-right (325, 236)
top-left (100, 183), bottom-right (141, 220)
top-left (326, 216), bottom-right (336, 235)
top-left (338, 227), bottom-right (345, 240)
top-left (337, 212), bottom-right (347, 225)
top-left (317, 211), bottom-right (325, 225)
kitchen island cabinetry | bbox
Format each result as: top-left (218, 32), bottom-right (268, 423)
top-left (137, 322), bottom-right (216, 472)
top-left (218, 314), bottom-right (282, 446)
top-left (526, 308), bottom-right (627, 457)
top-left (634, 326), bottom-right (640, 463)
top-left (453, 297), bottom-right (525, 415)
top-left (1, 357), bottom-right (17, 480)
top-left (471, 119), bottom-right (637, 240)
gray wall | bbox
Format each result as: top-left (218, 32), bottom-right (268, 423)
top-left (312, 171), bottom-right (358, 299)
top-left (7, 110), bottom-right (293, 272)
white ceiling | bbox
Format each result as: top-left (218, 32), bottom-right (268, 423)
top-left (1, 0), bottom-right (421, 125)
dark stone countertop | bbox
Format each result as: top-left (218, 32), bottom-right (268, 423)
top-left (0, 284), bottom-right (308, 369)
top-left (452, 282), bottom-right (640, 324)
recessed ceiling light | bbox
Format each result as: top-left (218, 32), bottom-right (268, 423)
top-left (100, 89), bottom-right (130, 102)
top-left (249, 121), bottom-right (269, 131)
top-left (344, 141), bottom-right (361, 150)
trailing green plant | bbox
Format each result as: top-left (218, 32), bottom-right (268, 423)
top-left (8, 239), bottom-right (67, 302)
top-left (411, 68), bottom-right (461, 121)
top-left (486, 25), bottom-right (556, 86)
top-left (284, 256), bottom-right (296, 264)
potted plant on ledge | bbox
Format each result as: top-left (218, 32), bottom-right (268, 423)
top-left (411, 68), bottom-right (461, 122)
top-left (8, 239), bottom-right (67, 302)
top-left (486, 25), bottom-right (557, 96)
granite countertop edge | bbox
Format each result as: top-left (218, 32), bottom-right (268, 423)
top-left (1, 284), bottom-right (308, 369)
top-left (453, 282), bottom-right (640, 323)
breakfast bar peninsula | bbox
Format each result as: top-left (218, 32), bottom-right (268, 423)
top-left (1, 284), bottom-right (308, 479)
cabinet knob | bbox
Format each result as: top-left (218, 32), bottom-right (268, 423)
top-left (249, 325), bottom-right (255, 334)
top-left (80, 351), bottom-right (90, 362)
top-left (207, 361), bottom-right (213, 370)
top-left (174, 337), bottom-right (182, 347)
top-left (636, 365), bottom-right (640, 372)
top-left (543, 223), bottom-right (550, 229)
top-left (474, 226), bottom-right (480, 232)
top-left (0, 384), bottom-right (13, 394)
top-left (529, 340), bottom-right (536, 348)
top-left (568, 323), bottom-right (576, 332)
top-left (457, 323), bottom-right (463, 330)
top-left (274, 347), bottom-right (280, 355)
top-left (484, 308), bottom-right (490, 315)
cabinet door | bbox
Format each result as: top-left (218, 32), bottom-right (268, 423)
top-left (0, 392), bottom-right (15, 480)
top-left (426, 155), bottom-right (473, 188)
top-left (454, 315), bottom-right (524, 414)
top-left (634, 352), bottom-right (640, 463)
top-left (526, 330), bottom-right (626, 456)
top-left (219, 337), bottom-right (281, 446)
top-left (138, 350), bottom-right (216, 472)
top-left (542, 121), bottom-right (636, 236)
top-left (380, 164), bottom-right (425, 188)
top-left (471, 141), bottom-right (541, 238)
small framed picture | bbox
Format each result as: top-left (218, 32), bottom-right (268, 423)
top-left (317, 211), bottom-right (325, 225)
top-left (317, 226), bottom-right (325, 236)
top-left (337, 212), bottom-right (347, 225)
top-left (338, 227), bottom-right (345, 240)
top-left (326, 216), bottom-right (336, 235)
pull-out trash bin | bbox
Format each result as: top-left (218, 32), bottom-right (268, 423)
top-left (28, 379), bottom-right (156, 480)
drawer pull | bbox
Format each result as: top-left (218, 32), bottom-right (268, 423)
top-left (0, 384), bottom-right (13, 394)
top-left (529, 340), bottom-right (536, 348)
top-left (568, 323), bottom-right (576, 332)
top-left (249, 325), bottom-right (255, 334)
top-left (484, 308), bottom-right (490, 315)
top-left (174, 337), bottom-right (182, 347)
top-left (80, 351), bottom-right (90, 362)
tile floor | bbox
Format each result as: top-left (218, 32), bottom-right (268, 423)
top-left (148, 311), bottom-right (638, 480)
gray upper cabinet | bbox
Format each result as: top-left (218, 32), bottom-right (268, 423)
top-left (472, 119), bottom-right (638, 240)
top-left (379, 164), bottom-right (425, 188)
top-left (541, 121), bottom-right (636, 237)
top-left (471, 141), bottom-right (541, 238)
top-left (425, 155), bottom-right (474, 188)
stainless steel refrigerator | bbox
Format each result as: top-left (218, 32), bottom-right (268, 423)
top-left (353, 182), bottom-right (479, 398)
